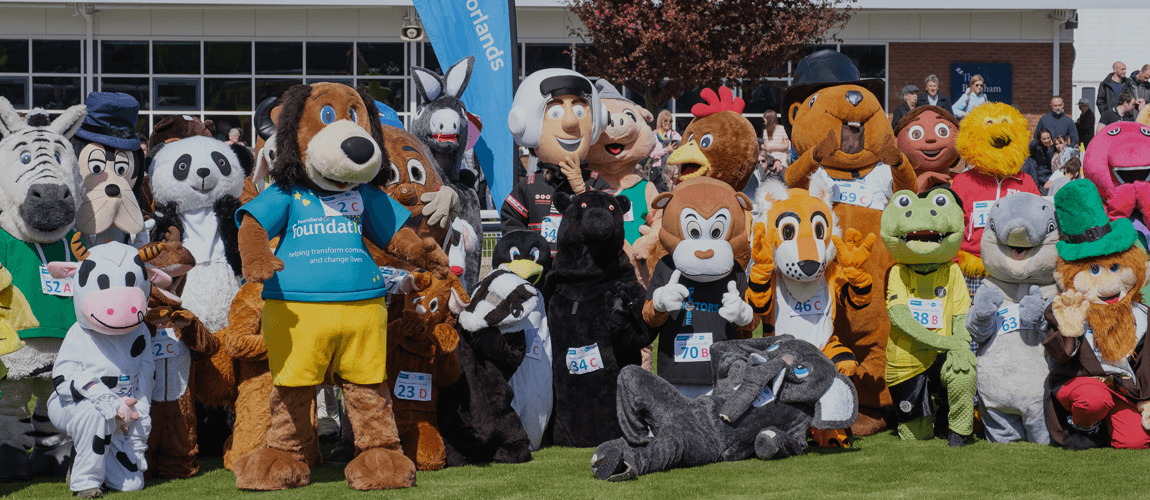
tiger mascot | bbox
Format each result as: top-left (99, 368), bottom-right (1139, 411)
top-left (746, 174), bottom-right (876, 446)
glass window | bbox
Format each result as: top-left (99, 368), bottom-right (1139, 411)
top-left (101, 78), bottom-right (149, 110)
top-left (33, 40), bottom-right (81, 74)
top-left (524, 44), bottom-right (571, 75)
top-left (420, 43), bottom-right (440, 73)
top-left (357, 42), bottom-right (404, 76)
top-left (205, 79), bottom-right (252, 112)
top-left (304, 78), bottom-right (353, 87)
top-left (675, 88), bottom-right (705, 116)
top-left (256, 79), bottom-right (302, 102)
top-left (32, 76), bottom-right (81, 108)
top-left (154, 42), bottom-right (200, 74)
top-left (256, 42), bottom-right (302, 75)
top-left (840, 45), bottom-right (885, 79)
top-left (154, 78), bottom-right (199, 110)
top-left (205, 42), bottom-right (251, 75)
top-left (205, 114), bottom-right (251, 145)
top-left (361, 79), bottom-right (405, 114)
top-left (0, 40), bottom-right (29, 73)
top-left (573, 43), bottom-right (596, 77)
top-left (0, 77), bottom-right (28, 108)
top-left (101, 41), bottom-right (148, 74)
top-left (742, 81), bottom-right (788, 115)
top-left (307, 42), bottom-right (353, 76)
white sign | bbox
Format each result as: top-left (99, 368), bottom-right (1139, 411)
top-left (153, 328), bottom-right (183, 360)
top-left (673, 332), bottom-right (713, 363)
top-left (566, 343), bottom-right (602, 375)
top-left (995, 304), bottom-right (1029, 335)
top-left (971, 201), bottom-right (992, 229)
top-left (834, 181), bottom-right (872, 208)
top-left (393, 371), bottom-right (432, 401)
top-left (320, 191), bottom-right (364, 217)
top-left (39, 266), bottom-right (73, 297)
top-left (908, 298), bottom-right (945, 330)
top-left (541, 214), bottom-right (562, 243)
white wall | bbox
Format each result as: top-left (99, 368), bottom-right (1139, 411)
top-left (1071, 8), bottom-right (1150, 116)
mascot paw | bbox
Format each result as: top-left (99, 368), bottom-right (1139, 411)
top-left (590, 440), bottom-right (626, 481)
top-left (234, 448), bottom-right (310, 490)
top-left (812, 130), bottom-right (838, 163)
top-left (344, 448), bottom-right (416, 490)
top-left (834, 359), bottom-right (858, 377)
top-left (244, 256), bottom-right (285, 284)
top-left (1052, 289), bottom-right (1090, 337)
top-left (849, 407), bottom-right (888, 436)
top-left (832, 229), bottom-right (876, 270)
top-left (812, 428), bottom-right (852, 448)
top-left (878, 137), bottom-right (905, 167)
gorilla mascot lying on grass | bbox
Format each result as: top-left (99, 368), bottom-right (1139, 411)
top-left (590, 335), bottom-right (857, 480)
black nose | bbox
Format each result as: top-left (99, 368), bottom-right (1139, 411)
top-left (798, 260), bottom-right (821, 276)
top-left (846, 91), bottom-right (863, 107)
top-left (196, 168), bottom-right (211, 179)
top-left (104, 184), bottom-right (120, 197)
top-left (341, 137), bottom-right (376, 165)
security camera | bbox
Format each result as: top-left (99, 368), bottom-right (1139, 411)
top-left (400, 14), bottom-right (424, 41)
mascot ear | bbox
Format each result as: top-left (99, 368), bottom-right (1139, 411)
top-left (50, 104), bottom-right (87, 139)
top-left (614, 195), bottom-right (631, 214)
top-left (812, 374), bottom-right (858, 430)
top-left (443, 56), bottom-right (474, 99)
top-left (651, 191), bottom-right (674, 211)
top-left (449, 286), bottom-right (470, 314)
top-left (411, 66), bottom-right (443, 102)
top-left (231, 143), bottom-right (255, 177)
top-left (553, 192), bottom-right (573, 215)
top-left (807, 173), bottom-right (836, 208)
top-left (735, 192), bottom-right (753, 212)
top-left (789, 102), bottom-right (802, 126)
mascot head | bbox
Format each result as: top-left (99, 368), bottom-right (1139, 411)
top-left (666, 86), bottom-right (758, 191)
top-left (752, 175), bottom-right (840, 283)
top-left (585, 80), bottom-right (656, 180)
top-left (1082, 121), bottom-right (1150, 201)
top-left (508, 68), bottom-right (607, 166)
top-left (651, 176), bottom-right (752, 280)
top-left (880, 186), bottom-right (965, 266)
top-left (895, 105), bottom-right (960, 176)
top-left (980, 193), bottom-right (1060, 285)
top-left (955, 102), bottom-right (1030, 180)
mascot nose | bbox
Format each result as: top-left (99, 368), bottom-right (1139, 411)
top-left (845, 91), bottom-right (863, 107)
top-left (798, 260), bottom-right (821, 276)
top-left (196, 168), bottom-right (211, 179)
top-left (341, 137), bottom-right (376, 165)
top-left (104, 184), bottom-right (121, 197)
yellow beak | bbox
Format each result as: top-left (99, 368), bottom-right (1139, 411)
top-left (501, 259), bottom-right (545, 285)
top-left (666, 140), bottom-right (711, 181)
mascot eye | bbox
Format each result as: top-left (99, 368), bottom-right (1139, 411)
top-left (808, 93), bottom-right (818, 108)
top-left (572, 105), bottom-right (586, 118)
top-left (814, 221), bottom-right (825, 240)
top-left (933, 195), bottom-right (949, 207)
top-left (547, 105), bottom-right (565, 120)
top-left (1000, 117), bottom-right (1012, 124)
top-left (989, 221), bottom-right (995, 232)
top-left (624, 110), bottom-right (638, 123)
top-left (321, 105), bottom-right (336, 124)
top-left (428, 298), bottom-right (439, 313)
top-left (895, 194), bottom-right (912, 207)
top-left (406, 159), bottom-right (426, 185)
top-left (114, 162), bottom-right (129, 176)
top-left (1142, 128), bottom-right (1150, 137)
top-left (1110, 264), bottom-right (1121, 272)
top-left (1091, 265), bottom-right (1101, 275)
top-left (386, 162), bottom-right (401, 185)
top-left (349, 107), bottom-right (358, 123)
top-left (509, 247), bottom-right (521, 260)
top-left (530, 248), bottom-right (541, 261)
top-left (700, 134), bottom-right (714, 148)
top-left (908, 125), bottom-right (925, 141)
top-left (268, 149), bottom-right (277, 161)
top-left (781, 223), bottom-right (796, 241)
top-left (767, 344), bottom-right (780, 352)
top-left (88, 159), bottom-right (105, 174)
top-left (709, 220), bottom-right (725, 239)
top-left (1108, 128), bottom-right (1122, 136)
top-left (985, 118), bottom-right (995, 125)
top-left (686, 220), bottom-right (702, 239)
top-left (793, 365), bottom-right (810, 378)
top-left (608, 204), bottom-right (615, 211)
top-left (510, 303), bottom-right (523, 317)
top-left (580, 202), bottom-right (587, 208)
top-left (934, 123), bottom-right (951, 138)
top-left (54, 152), bottom-right (61, 163)
top-left (1047, 220), bottom-right (1056, 233)
top-left (20, 153), bottom-right (31, 164)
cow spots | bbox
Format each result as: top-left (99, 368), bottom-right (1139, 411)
top-left (130, 335), bottom-right (146, 357)
top-left (77, 260), bottom-right (96, 287)
top-left (92, 434), bottom-right (110, 455)
top-left (115, 451), bottom-right (138, 472)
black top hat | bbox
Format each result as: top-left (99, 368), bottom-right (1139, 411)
top-left (781, 49), bottom-right (886, 135)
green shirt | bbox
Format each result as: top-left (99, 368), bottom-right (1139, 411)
top-left (0, 229), bottom-right (76, 339)
top-left (618, 179), bottom-right (650, 245)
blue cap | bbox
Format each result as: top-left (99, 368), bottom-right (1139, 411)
top-left (375, 101), bottom-right (404, 130)
top-left (75, 92), bottom-right (141, 151)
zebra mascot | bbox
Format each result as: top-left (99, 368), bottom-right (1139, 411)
top-left (0, 98), bottom-right (87, 481)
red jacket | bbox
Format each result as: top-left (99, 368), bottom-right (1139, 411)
top-left (950, 169), bottom-right (1040, 258)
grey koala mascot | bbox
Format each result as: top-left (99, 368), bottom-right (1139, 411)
top-left (965, 193), bottom-right (1059, 444)
top-left (590, 335), bottom-right (857, 481)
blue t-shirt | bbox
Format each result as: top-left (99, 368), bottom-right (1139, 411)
top-left (237, 184), bottom-right (411, 302)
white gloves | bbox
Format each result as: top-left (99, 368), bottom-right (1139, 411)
top-left (719, 281), bottom-right (754, 327)
top-left (652, 270), bottom-right (690, 313)
top-left (420, 185), bottom-right (461, 228)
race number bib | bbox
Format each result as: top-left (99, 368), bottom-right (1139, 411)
top-left (752, 385), bottom-right (777, 407)
top-left (525, 329), bottom-right (544, 360)
top-left (566, 343), bottom-right (602, 375)
top-left (541, 215), bottom-right (562, 243)
top-left (39, 266), bottom-right (73, 297)
top-left (320, 191), bottom-right (364, 217)
top-left (908, 298), bottom-right (944, 330)
top-left (113, 375), bottom-right (135, 397)
top-left (971, 201), bottom-right (992, 229)
top-left (393, 371), bottom-right (432, 402)
top-left (623, 205), bottom-right (635, 222)
top-left (673, 332), bottom-right (713, 363)
top-left (834, 181), bottom-right (872, 208)
top-left (153, 328), bottom-right (183, 360)
top-left (995, 304), bottom-right (1029, 335)
top-left (792, 297), bottom-right (827, 316)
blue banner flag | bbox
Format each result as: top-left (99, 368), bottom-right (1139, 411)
top-left (413, 0), bottom-right (518, 208)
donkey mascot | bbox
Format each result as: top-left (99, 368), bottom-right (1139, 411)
top-left (411, 56), bottom-right (481, 290)
top-left (0, 99), bottom-right (88, 481)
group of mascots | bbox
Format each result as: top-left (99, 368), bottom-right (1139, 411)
top-left (3, 47), bottom-right (1150, 496)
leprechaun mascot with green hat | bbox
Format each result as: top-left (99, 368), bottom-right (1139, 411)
top-left (1043, 179), bottom-right (1150, 450)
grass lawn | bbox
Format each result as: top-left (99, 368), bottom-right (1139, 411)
top-left (3, 430), bottom-right (1148, 499)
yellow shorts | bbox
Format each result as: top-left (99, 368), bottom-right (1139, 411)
top-left (263, 297), bottom-right (387, 387)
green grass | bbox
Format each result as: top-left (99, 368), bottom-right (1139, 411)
top-left (3, 431), bottom-right (1148, 499)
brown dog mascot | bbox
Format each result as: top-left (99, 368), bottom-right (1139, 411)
top-left (782, 50), bottom-right (916, 435)
top-left (232, 82), bottom-right (434, 490)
